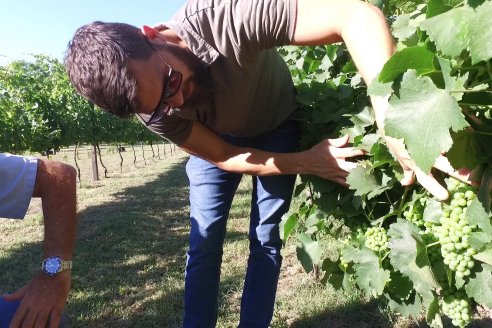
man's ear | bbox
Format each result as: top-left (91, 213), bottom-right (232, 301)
top-left (141, 25), bottom-right (158, 39)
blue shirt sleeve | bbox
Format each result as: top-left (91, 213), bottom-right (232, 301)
top-left (0, 153), bottom-right (38, 219)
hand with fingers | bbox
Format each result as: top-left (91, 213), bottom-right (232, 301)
top-left (2, 271), bottom-right (70, 328)
top-left (305, 135), bottom-right (365, 186)
top-left (384, 135), bottom-right (475, 201)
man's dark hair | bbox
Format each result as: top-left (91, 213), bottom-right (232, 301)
top-left (64, 21), bottom-right (152, 118)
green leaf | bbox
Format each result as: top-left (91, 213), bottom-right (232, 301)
top-left (466, 198), bottom-right (492, 237)
top-left (465, 264), bottom-right (492, 307)
top-left (385, 70), bottom-right (469, 173)
top-left (446, 130), bottom-right (481, 170)
top-left (420, 6), bottom-right (473, 58)
top-left (379, 46), bottom-right (437, 83)
top-left (347, 165), bottom-right (379, 197)
top-left (474, 247), bottom-right (492, 266)
top-left (469, 232), bottom-right (492, 250)
top-left (386, 271), bottom-right (414, 301)
top-left (388, 220), bottom-right (440, 300)
top-left (386, 292), bottom-right (422, 319)
top-left (426, 296), bottom-right (443, 328)
top-left (352, 247), bottom-right (391, 297)
top-left (279, 212), bottom-right (298, 241)
top-left (296, 233), bottom-right (323, 273)
top-left (423, 198), bottom-right (442, 224)
top-left (468, 0), bottom-right (492, 64)
top-left (426, 0), bottom-right (455, 18)
top-left (391, 14), bottom-right (416, 41)
top-left (367, 79), bottom-right (393, 97)
top-left (437, 57), bottom-right (467, 99)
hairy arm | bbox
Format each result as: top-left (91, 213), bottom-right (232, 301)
top-left (5, 159), bottom-right (78, 328)
top-left (180, 121), bottom-right (363, 186)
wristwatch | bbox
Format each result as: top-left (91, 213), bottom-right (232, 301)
top-left (41, 257), bottom-right (72, 276)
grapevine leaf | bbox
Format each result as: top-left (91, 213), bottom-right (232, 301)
top-left (446, 130), bottom-right (481, 170)
top-left (465, 264), bottom-right (492, 308)
top-left (473, 247), bottom-right (492, 266)
top-left (469, 232), bottom-right (492, 250)
top-left (466, 199), bottom-right (492, 238)
top-left (419, 6), bottom-right (473, 58)
top-left (347, 165), bottom-right (380, 198)
top-left (436, 57), bottom-right (467, 100)
top-left (385, 292), bottom-right (422, 319)
top-left (468, 0), bottom-right (492, 64)
top-left (391, 14), bottom-right (416, 41)
top-left (423, 198), bottom-right (442, 224)
top-left (367, 79), bottom-right (393, 97)
top-left (386, 271), bottom-right (413, 301)
top-left (426, 0), bottom-right (455, 17)
top-left (385, 70), bottom-right (469, 173)
top-left (379, 46), bottom-right (437, 83)
top-left (296, 233), bottom-right (323, 273)
top-left (426, 296), bottom-right (442, 328)
top-left (352, 247), bottom-right (391, 297)
top-left (388, 220), bottom-right (440, 300)
top-left (280, 212), bottom-right (298, 241)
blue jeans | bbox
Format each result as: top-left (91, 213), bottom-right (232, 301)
top-left (0, 297), bottom-right (67, 328)
top-left (183, 119), bottom-right (300, 328)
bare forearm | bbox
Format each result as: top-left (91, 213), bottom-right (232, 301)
top-left (214, 147), bottom-right (308, 176)
top-left (33, 160), bottom-right (78, 259)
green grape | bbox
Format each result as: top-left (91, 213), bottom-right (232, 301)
top-left (403, 196), bottom-right (427, 229)
top-left (339, 254), bottom-right (349, 269)
top-left (422, 233), bottom-right (441, 262)
top-left (364, 226), bottom-right (389, 253)
top-left (440, 290), bottom-right (472, 328)
top-left (435, 178), bottom-right (479, 279)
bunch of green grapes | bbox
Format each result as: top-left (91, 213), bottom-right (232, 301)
top-left (403, 196), bottom-right (427, 229)
top-left (422, 232), bottom-right (442, 262)
top-left (440, 289), bottom-right (472, 328)
top-left (364, 226), bottom-right (389, 253)
top-left (434, 178), bottom-right (478, 278)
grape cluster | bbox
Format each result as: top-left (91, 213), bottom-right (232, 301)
top-left (440, 290), bottom-right (472, 328)
top-left (434, 178), bottom-right (478, 278)
top-left (403, 197), bottom-right (427, 229)
top-left (364, 226), bottom-right (389, 253)
top-left (422, 233), bottom-right (441, 262)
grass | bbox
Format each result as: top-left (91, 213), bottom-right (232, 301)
top-left (1, 146), bottom-right (490, 327)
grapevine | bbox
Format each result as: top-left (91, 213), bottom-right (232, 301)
top-left (280, 0), bottom-right (492, 327)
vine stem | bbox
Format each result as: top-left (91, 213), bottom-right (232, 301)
top-left (397, 185), bottom-right (412, 215)
top-left (427, 241), bottom-right (441, 248)
top-left (450, 89), bottom-right (492, 94)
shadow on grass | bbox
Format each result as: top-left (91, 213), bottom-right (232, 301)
top-left (69, 158), bottom-right (191, 328)
top-left (285, 298), bottom-right (492, 328)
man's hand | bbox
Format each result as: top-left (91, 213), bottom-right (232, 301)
top-left (3, 271), bottom-right (70, 328)
top-left (304, 135), bottom-right (365, 186)
top-left (384, 135), bottom-right (474, 200)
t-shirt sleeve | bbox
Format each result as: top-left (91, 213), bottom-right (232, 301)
top-left (0, 154), bottom-right (38, 219)
top-left (172, 0), bottom-right (298, 65)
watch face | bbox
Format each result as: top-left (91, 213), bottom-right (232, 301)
top-left (44, 257), bottom-right (61, 275)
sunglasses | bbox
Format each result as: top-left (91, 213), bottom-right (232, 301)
top-left (138, 39), bottom-right (183, 126)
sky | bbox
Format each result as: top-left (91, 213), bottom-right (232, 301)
top-left (0, 0), bottom-right (188, 66)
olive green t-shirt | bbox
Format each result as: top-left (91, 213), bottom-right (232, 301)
top-left (146, 0), bottom-right (298, 145)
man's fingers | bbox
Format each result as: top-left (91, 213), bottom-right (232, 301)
top-left (327, 135), bottom-right (350, 147)
top-left (400, 169), bottom-right (415, 186)
top-left (414, 168), bottom-right (449, 201)
top-left (2, 287), bottom-right (26, 301)
top-left (434, 155), bottom-right (477, 185)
